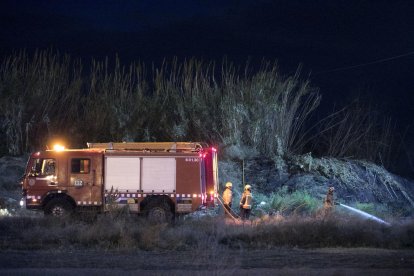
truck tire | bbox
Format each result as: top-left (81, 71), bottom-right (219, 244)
top-left (146, 201), bottom-right (173, 224)
top-left (44, 198), bottom-right (74, 217)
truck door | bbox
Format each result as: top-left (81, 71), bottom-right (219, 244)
top-left (25, 157), bottom-right (58, 196)
top-left (69, 155), bottom-right (103, 205)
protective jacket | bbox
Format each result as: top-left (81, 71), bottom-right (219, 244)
top-left (324, 190), bottom-right (334, 209)
top-left (222, 188), bottom-right (232, 205)
top-left (240, 190), bottom-right (253, 209)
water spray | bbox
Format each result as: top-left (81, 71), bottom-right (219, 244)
top-left (339, 203), bottom-right (391, 226)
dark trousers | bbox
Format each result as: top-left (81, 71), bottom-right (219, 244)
top-left (224, 203), bottom-right (232, 217)
top-left (240, 207), bottom-right (251, 220)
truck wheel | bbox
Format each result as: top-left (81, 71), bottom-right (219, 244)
top-left (44, 198), bottom-right (73, 217)
top-left (146, 201), bottom-right (173, 224)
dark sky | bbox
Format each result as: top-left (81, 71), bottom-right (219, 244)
top-left (1, 0), bottom-right (414, 170)
top-left (1, 1), bottom-right (413, 95)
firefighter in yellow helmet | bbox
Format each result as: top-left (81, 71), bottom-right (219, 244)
top-left (240, 184), bottom-right (253, 220)
top-left (222, 182), bottom-right (233, 217)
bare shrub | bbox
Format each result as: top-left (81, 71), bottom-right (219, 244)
top-left (309, 99), bottom-right (395, 166)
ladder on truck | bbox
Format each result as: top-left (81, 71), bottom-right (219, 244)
top-left (87, 142), bottom-right (205, 152)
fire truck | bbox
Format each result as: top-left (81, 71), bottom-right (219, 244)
top-left (21, 142), bottom-right (218, 222)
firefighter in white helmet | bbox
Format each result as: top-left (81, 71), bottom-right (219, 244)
top-left (222, 182), bottom-right (233, 217)
top-left (239, 184), bottom-right (253, 220)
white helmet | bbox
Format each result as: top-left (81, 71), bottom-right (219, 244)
top-left (244, 184), bottom-right (251, 190)
top-left (225, 182), bottom-right (232, 188)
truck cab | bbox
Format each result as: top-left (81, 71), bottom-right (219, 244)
top-left (22, 149), bottom-right (104, 216)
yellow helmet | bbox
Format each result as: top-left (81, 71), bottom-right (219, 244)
top-left (225, 182), bottom-right (232, 188)
top-left (244, 184), bottom-right (251, 190)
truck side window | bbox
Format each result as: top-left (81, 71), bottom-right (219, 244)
top-left (31, 158), bottom-right (56, 176)
top-left (71, 158), bottom-right (90, 174)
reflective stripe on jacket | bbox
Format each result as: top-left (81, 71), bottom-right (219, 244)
top-left (240, 191), bottom-right (252, 209)
top-left (222, 188), bottom-right (232, 205)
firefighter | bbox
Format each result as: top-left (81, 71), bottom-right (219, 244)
top-left (323, 186), bottom-right (335, 216)
top-left (222, 182), bottom-right (233, 217)
top-left (240, 184), bottom-right (253, 220)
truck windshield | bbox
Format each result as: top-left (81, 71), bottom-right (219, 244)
top-left (31, 158), bottom-right (56, 176)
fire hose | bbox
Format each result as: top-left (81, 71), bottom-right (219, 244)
top-left (216, 193), bottom-right (242, 221)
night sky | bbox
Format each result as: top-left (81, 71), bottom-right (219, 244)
top-left (1, 0), bottom-right (414, 174)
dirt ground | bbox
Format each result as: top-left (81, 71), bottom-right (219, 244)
top-left (0, 247), bottom-right (413, 275)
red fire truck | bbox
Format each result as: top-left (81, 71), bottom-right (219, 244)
top-left (21, 142), bottom-right (218, 222)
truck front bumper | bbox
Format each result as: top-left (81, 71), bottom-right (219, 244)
top-left (22, 196), bottom-right (42, 210)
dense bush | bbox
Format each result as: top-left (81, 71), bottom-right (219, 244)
top-left (0, 50), bottom-right (83, 154)
top-left (0, 50), bottom-right (396, 168)
top-left (268, 188), bottom-right (320, 216)
top-left (0, 51), bottom-right (319, 158)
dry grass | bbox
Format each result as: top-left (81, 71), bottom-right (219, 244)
top-left (0, 51), bottom-right (319, 158)
top-left (0, 213), bottom-right (413, 251)
top-left (308, 99), bottom-right (395, 166)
